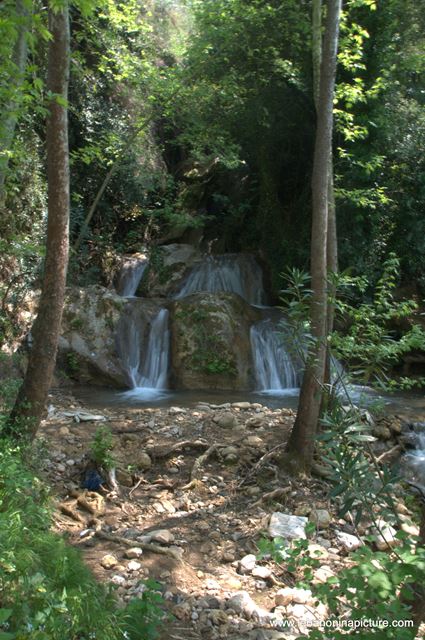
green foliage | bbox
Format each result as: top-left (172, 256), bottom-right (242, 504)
top-left (281, 255), bottom-right (425, 389)
top-left (89, 425), bottom-right (116, 470)
top-left (0, 441), bottom-right (163, 640)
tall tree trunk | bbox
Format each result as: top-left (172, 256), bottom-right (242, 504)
top-left (0, 0), bottom-right (30, 202)
top-left (7, 1), bottom-right (70, 439)
top-left (286, 0), bottom-right (342, 471)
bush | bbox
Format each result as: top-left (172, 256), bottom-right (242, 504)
top-left (0, 442), bottom-right (163, 640)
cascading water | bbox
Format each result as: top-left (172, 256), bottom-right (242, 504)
top-left (174, 254), bottom-right (265, 306)
top-left (250, 318), bottom-right (301, 394)
top-left (116, 307), bottom-right (170, 399)
top-left (116, 256), bottom-right (148, 297)
top-left (401, 423), bottom-right (425, 491)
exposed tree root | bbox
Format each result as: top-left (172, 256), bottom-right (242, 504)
top-left (146, 439), bottom-right (209, 459)
top-left (251, 486), bottom-right (291, 508)
top-left (58, 501), bottom-right (85, 523)
top-left (95, 530), bottom-right (183, 562)
top-left (188, 443), bottom-right (223, 482)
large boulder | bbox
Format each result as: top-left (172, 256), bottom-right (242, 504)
top-left (58, 286), bottom-right (162, 387)
top-left (170, 292), bottom-right (259, 390)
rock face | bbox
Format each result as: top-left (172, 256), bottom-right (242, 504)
top-left (58, 286), bottom-right (162, 388)
top-left (142, 244), bottom-right (201, 298)
top-left (170, 292), bottom-right (259, 391)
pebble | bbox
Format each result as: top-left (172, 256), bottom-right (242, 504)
top-left (309, 508), bottom-right (332, 529)
top-left (127, 560), bottom-right (142, 572)
top-left (110, 574), bottom-right (126, 585)
top-left (370, 518), bottom-right (398, 550)
top-left (213, 412), bottom-right (238, 429)
top-left (252, 566), bottom-right (272, 580)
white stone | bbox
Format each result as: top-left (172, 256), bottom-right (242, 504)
top-left (268, 512), bottom-right (308, 540)
top-left (124, 547), bottom-right (143, 559)
top-left (110, 574), bottom-right (126, 586)
top-left (252, 566), bottom-right (272, 580)
top-left (371, 519), bottom-right (398, 550)
top-left (239, 554), bottom-right (257, 574)
top-left (335, 530), bottom-right (363, 552)
top-left (127, 560), bottom-right (142, 572)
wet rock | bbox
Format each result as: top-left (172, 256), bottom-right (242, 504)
top-left (170, 292), bottom-right (259, 391)
top-left (372, 425), bottom-right (392, 441)
top-left (268, 513), bottom-right (308, 541)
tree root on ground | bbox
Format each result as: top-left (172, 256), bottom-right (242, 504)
top-left (251, 486), bottom-right (291, 508)
top-left (95, 530), bottom-right (183, 562)
top-left (182, 443), bottom-right (225, 489)
top-left (146, 439), bottom-right (210, 459)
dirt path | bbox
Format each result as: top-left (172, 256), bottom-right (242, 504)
top-left (36, 389), bottom-right (421, 639)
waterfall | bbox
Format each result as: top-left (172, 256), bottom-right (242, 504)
top-left (116, 307), bottom-right (170, 399)
top-left (175, 254), bottom-right (265, 305)
top-left (250, 318), bottom-right (300, 393)
top-left (135, 308), bottom-right (170, 390)
top-left (116, 256), bottom-right (148, 297)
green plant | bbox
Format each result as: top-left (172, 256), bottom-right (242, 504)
top-left (0, 441), bottom-right (163, 639)
top-left (65, 352), bottom-right (80, 375)
top-left (89, 426), bottom-right (116, 471)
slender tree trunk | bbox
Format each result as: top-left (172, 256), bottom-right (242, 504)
top-left (0, 0), bottom-right (29, 202)
top-left (286, 0), bottom-right (342, 471)
top-left (7, 1), bottom-right (70, 439)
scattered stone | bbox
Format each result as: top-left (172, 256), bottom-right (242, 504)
top-left (116, 468), bottom-right (133, 487)
top-left (245, 415), bottom-right (267, 429)
top-left (232, 402), bottom-right (252, 409)
top-left (226, 591), bottom-right (269, 620)
top-left (213, 412), bottom-right (238, 429)
top-left (127, 560), bottom-right (142, 572)
top-left (238, 554), bottom-right (257, 574)
top-left (208, 610), bottom-right (228, 625)
top-left (335, 530), bottom-right (363, 552)
top-left (309, 508), bottom-right (331, 529)
top-left (135, 452), bottom-right (152, 470)
top-left (169, 406), bottom-right (186, 415)
top-left (313, 566), bottom-right (336, 584)
top-left (243, 435), bottom-right (264, 448)
top-left (252, 566), bottom-right (272, 580)
top-left (275, 587), bottom-right (312, 607)
top-left (268, 512), bottom-right (308, 541)
top-left (149, 529), bottom-right (175, 545)
top-left (124, 547), bottom-right (143, 559)
top-left (110, 574), bottom-right (126, 586)
top-left (101, 554), bottom-right (118, 569)
top-left (370, 519), bottom-right (398, 550)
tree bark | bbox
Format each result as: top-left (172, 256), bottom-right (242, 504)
top-left (286, 0), bottom-right (342, 471)
top-left (0, 0), bottom-right (29, 202)
top-left (7, 1), bottom-right (70, 439)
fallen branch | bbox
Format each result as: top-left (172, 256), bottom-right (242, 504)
top-left (146, 439), bottom-right (209, 459)
top-left (95, 530), bottom-right (183, 562)
top-left (189, 443), bottom-right (223, 482)
top-left (376, 444), bottom-right (402, 464)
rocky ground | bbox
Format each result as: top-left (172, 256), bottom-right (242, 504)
top-left (36, 390), bottom-right (422, 640)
